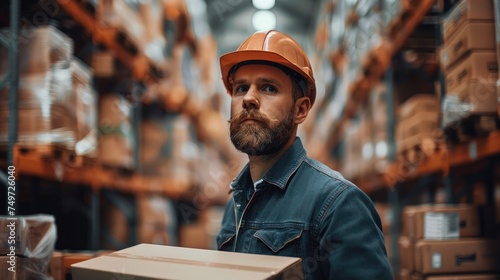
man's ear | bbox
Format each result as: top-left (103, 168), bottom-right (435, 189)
top-left (294, 97), bottom-right (311, 124)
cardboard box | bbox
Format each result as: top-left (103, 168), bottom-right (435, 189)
top-left (396, 103), bottom-right (439, 154)
top-left (402, 204), bottom-right (481, 240)
top-left (445, 79), bottom-right (498, 114)
top-left (63, 252), bottom-right (96, 280)
top-left (442, 0), bottom-right (495, 41)
top-left (399, 236), bottom-right (415, 271)
top-left (0, 256), bottom-right (50, 280)
top-left (399, 94), bottom-right (439, 121)
top-left (423, 274), bottom-right (500, 280)
top-left (445, 52), bottom-right (498, 92)
top-left (72, 244), bottom-right (304, 280)
top-left (48, 251), bottom-right (64, 280)
top-left (374, 203), bottom-right (392, 235)
top-left (414, 238), bottom-right (500, 274)
top-left (0, 26), bottom-right (73, 75)
top-left (400, 268), bottom-right (412, 280)
top-left (497, 80), bottom-right (500, 115)
top-left (441, 22), bottom-right (497, 70)
top-left (0, 215), bottom-right (56, 257)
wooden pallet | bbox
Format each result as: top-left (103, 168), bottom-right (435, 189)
top-left (444, 114), bottom-right (500, 145)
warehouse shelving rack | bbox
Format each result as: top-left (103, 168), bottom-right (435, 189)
top-left (0, 0), bottom-right (232, 250)
top-left (312, 0), bottom-right (500, 276)
top-left (322, 0), bottom-right (436, 153)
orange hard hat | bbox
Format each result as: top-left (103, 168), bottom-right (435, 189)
top-left (220, 30), bottom-right (316, 106)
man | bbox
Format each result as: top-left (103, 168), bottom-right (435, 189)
top-left (216, 30), bottom-right (393, 280)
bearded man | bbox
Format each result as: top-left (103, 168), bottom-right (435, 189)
top-left (216, 30), bottom-right (393, 280)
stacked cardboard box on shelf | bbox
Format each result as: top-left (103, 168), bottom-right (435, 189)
top-left (396, 94), bottom-right (441, 160)
top-left (398, 204), bottom-right (500, 279)
top-left (0, 215), bottom-right (57, 280)
top-left (440, 0), bottom-right (499, 131)
top-left (341, 113), bottom-right (371, 180)
top-left (0, 26), bottom-right (97, 154)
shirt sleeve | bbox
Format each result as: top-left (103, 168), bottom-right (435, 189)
top-left (316, 184), bottom-right (394, 280)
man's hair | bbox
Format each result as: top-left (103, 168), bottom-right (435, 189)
top-left (290, 78), bottom-right (303, 102)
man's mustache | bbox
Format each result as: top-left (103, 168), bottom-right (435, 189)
top-left (228, 109), bottom-right (271, 126)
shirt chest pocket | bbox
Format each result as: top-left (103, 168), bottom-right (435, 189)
top-left (253, 228), bottom-right (303, 257)
top-left (216, 227), bottom-right (236, 251)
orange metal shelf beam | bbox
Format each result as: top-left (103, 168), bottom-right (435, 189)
top-left (383, 131), bottom-right (500, 189)
top-left (12, 146), bottom-right (99, 189)
top-left (12, 144), bottom-right (190, 198)
top-left (56, 0), bottom-right (155, 83)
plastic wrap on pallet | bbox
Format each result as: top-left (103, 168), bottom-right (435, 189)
top-left (442, 95), bottom-right (474, 127)
top-left (442, 79), bottom-right (498, 127)
top-left (0, 26), bottom-right (78, 147)
top-left (0, 256), bottom-right (53, 280)
top-left (0, 215), bottom-right (56, 280)
top-left (0, 58), bottom-right (96, 151)
top-left (0, 71), bottom-right (74, 145)
top-left (71, 59), bottom-right (97, 156)
top-left (0, 26), bottom-right (73, 76)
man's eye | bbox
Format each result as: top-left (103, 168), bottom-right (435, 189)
top-left (233, 85), bottom-right (248, 95)
top-left (262, 85), bottom-right (277, 93)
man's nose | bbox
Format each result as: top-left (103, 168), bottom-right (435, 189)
top-left (242, 86), bottom-right (260, 110)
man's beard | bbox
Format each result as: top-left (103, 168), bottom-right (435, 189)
top-left (228, 106), bottom-right (295, 156)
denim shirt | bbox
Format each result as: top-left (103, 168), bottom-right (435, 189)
top-left (216, 138), bottom-right (393, 280)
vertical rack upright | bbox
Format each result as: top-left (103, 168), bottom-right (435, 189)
top-left (0, 0), bottom-right (19, 193)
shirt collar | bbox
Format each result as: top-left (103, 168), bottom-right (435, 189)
top-left (229, 137), bottom-right (307, 192)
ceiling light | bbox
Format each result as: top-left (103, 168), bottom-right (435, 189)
top-left (252, 0), bottom-right (275, 10)
top-left (252, 10), bottom-right (276, 31)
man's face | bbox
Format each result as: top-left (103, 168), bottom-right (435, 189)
top-left (228, 64), bottom-right (296, 156)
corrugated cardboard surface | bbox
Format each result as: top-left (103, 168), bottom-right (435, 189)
top-left (423, 274), bottom-right (500, 280)
top-left (446, 79), bottom-right (498, 114)
top-left (48, 251), bottom-right (64, 280)
top-left (445, 52), bottom-right (498, 92)
top-left (399, 236), bottom-right (415, 272)
top-left (402, 204), bottom-right (481, 240)
top-left (414, 238), bottom-right (500, 274)
top-left (412, 273), bottom-right (500, 279)
top-left (442, 0), bottom-right (494, 41)
top-left (398, 94), bottom-right (440, 120)
top-left (72, 244), bottom-right (304, 280)
top-left (441, 22), bottom-right (497, 70)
